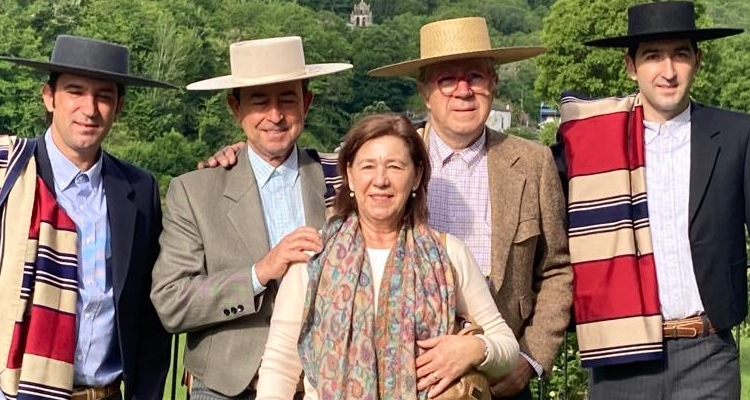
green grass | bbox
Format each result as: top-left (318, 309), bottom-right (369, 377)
top-left (163, 334), bottom-right (187, 400)
top-left (741, 333), bottom-right (750, 400)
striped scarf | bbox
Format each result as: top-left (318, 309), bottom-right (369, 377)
top-left (559, 94), bottom-right (663, 368)
top-left (0, 136), bottom-right (79, 400)
top-left (298, 213), bottom-right (456, 399)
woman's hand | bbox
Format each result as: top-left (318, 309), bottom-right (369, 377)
top-left (415, 334), bottom-right (486, 398)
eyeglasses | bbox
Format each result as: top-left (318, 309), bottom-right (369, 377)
top-left (431, 71), bottom-right (492, 96)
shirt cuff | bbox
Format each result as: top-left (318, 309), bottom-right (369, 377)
top-left (520, 351), bottom-right (544, 378)
top-left (476, 335), bottom-right (493, 370)
top-left (251, 264), bottom-right (267, 295)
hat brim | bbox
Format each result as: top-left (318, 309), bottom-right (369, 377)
top-left (368, 47), bottom-right (545, 77)
top-left (186, 63), bottom-right (353, 90)
top-left (0, 56), bottom-right (177, 89)
top-left (584, 28), bottom-right (744, 47)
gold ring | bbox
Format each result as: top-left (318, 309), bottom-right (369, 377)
top-left (432, 372), bottom-right (440, 381)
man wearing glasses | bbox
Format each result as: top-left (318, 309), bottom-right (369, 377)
top-left (370, 17), bottom-right (571, 400)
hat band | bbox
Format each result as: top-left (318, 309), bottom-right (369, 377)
top-left (233, 67), bottom-right (309, 84)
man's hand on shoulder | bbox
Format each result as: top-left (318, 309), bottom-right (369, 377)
top-left (490, 355), bottom-right (536, 397)
top-left (255, 226), bottom-right (323, 285)
top-left (197, 141), bottom-right (246, 169)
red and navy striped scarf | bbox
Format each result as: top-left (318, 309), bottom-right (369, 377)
top-left (559, 94), bottom-right (663, 368)
top-left (0, 136), bottom-right (78, 400)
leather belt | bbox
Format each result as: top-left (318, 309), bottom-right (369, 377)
top-left (71, 380), bottom-right (121, 400)
top-left (663, 315), bottom-right (716, 339)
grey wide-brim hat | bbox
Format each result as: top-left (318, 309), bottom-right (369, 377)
top-left (585, 1), bottom-right (743, 48)
top-left (0, 35), bottom-right (176, 89)
top-left (369, 17), bottom-right (545, 77)
top-left (186, 36), bottom-right (353, 90)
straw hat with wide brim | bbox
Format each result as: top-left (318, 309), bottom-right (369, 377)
top-left (187, 36), bottom-right (353, 90)
top-left (585, 1), bottom-right (743, 47)
top-left (369, 17), bottom-right (545, 77)
top-left (0, 35), bottom-right (176, 88)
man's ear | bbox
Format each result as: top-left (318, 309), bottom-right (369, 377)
top-left (417, 82), bottom-right (432, 110)
top-left (303, 90), bottom-right (314, 118)
top-left (114, 96), bottom-right (125, 120)
top-left (695, 48), bottom-right (703, 72)
top-left (624, 54), bottom-right (637, 81)
top-left (227, 92), bottom-right (241, 122)
top-left (42, 83), bottom-right (55, 112)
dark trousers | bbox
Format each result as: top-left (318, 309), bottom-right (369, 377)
top-left (589, 330), bottom-right (739, 400)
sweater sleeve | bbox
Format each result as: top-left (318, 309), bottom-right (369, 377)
top-left (256, 262), bottom-right (309, 400)
top-left (448, 234), bottom-right (520, 380)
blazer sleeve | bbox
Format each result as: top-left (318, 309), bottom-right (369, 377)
top-left (450, 234), bottom-right (520, 380)
top-left (150, 176), bottom-right (258, 333)
top-left (520, 148), bottom-right (572, 374)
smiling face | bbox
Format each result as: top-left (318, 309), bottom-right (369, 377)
top-left (418, 58), bottom-right (497, 149)
top-left (346, 135), bottom-right (421, 231)
top-left (625, 38), bottom-right (702, 122)
top-left (43, 73), bottom-right (123, 167)
top-left (228, 80), bottom-right (313, 167)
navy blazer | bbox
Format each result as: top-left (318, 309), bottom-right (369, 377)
top-left (35, 138), bottom-right (170, 400)
top-left (553, 102), bottom-right (750, 331)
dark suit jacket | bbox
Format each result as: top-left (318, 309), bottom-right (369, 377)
top-left (36, 138), bottom-right (170, 400)
top-left (553, 102), bottom-right (750, 331)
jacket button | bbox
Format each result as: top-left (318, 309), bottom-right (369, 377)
top-left (230, 307), bottom-right (237, 314)
top-left (237, 305), bottom-right (244, 312)
top-left (223, 309), bottom-right (230, 316)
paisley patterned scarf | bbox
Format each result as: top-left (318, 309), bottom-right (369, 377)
top-left (299, 212), bottom-right (456, 400)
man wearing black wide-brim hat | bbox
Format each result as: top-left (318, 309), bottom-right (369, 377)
top-left (0, 35), bottom-right (175, 400)
top-left (555, 1), bottom-right (748, 399)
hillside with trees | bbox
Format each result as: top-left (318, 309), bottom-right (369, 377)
top-left (0, 0), bottom-right (554, 188)
top-left (2, 0), bottom-right (748, 188)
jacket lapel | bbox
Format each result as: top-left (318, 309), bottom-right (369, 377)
top-left (689, 103), bottom-right (720, 225)
top-left (225, 147), bottom-right (270, 262)
top-left (299, 148), bottom-right (326, 228)
top-left (486, 130), bottom-right (525, 290)
top-left (102, 153), bottom-right (136, 301)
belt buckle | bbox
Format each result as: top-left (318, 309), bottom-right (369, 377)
top-left (667, 324), bottom-right (679, 339)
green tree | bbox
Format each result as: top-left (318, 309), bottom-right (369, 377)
top-left (536, 0), bottom-right (718, 104)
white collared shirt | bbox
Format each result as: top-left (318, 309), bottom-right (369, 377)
top-left (644, 105), bottom-right (705, 320)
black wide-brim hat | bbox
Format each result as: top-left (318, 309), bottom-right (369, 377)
top-left (0, 35), bottom-right (176, 88)
top-left (585, 1), bottom-right (743, 48)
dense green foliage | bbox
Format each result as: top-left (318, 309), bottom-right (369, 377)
top-left (537, 0), bottom-right (750, 114)
top-left (0, 0), bottom-right (549, 186)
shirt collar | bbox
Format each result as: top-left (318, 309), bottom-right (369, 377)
top-left (247, 145), bottom-right (300, 187)
top-left (44, 128), bottom-right (103, 191)
top-left (428, 127), bottom-right (486, 166)
top-left (644, 104), bottom-right (691, 136)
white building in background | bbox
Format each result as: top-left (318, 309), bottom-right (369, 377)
top-left (487, 108), bottom-right (512, 131)
top-left (349, 1), bottom-right (373, 28)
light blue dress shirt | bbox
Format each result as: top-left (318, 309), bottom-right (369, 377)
top-left (45, 131), bottom-right (121, 386)
top-left (247, 146), bottom-right (306, 294)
